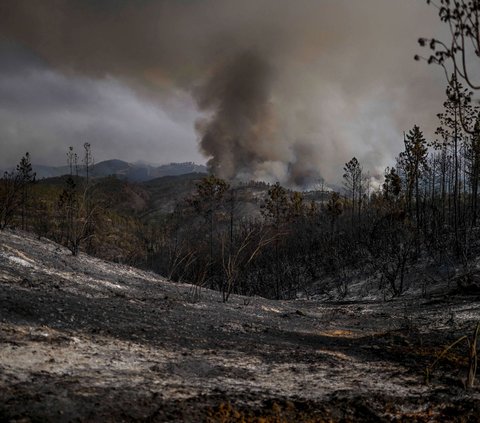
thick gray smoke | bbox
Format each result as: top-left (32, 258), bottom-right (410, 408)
top-left (195, 51), bottom-right (276, 180)
top-left (0, 0), bottom-right (446, 185)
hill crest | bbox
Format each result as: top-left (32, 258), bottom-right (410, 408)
top-left (23, 160), bottom-right (207, 182)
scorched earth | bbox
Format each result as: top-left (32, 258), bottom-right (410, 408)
top-left (1, 229), bottom-right (480, 422)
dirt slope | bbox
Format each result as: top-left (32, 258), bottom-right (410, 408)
top-left (1, 230), bottom-right (480, 422)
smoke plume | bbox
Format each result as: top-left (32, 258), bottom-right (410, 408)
top-left (195, 51), bottom-right (278, 180)
top-left (0, 0), bottom-right (446, 185)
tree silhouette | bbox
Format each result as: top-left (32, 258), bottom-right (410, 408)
top-left (417, 1), bottom-right (480, 133)
top-left (343, 157), bottom-right (363, 226)
top-left (17, 152), bottom-right (36, 230)
top-left (398, 126), bottom-right (429, 221)
top-left (418, 1), bottom-right (480, 90)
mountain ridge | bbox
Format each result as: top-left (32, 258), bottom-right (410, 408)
top-left (8, 160), bottom-right (207, 182)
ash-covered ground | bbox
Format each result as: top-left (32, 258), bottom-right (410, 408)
top-left (1, 230), bottom-right (480, 422)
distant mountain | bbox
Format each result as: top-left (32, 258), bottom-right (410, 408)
top-left (30, 160), bottom-right (207, 182)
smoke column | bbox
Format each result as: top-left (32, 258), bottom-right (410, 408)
top-left (195, 51), bottom-right (278, 180)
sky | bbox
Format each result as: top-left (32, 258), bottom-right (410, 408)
top-left (0, 0), bottom-right (447, 185)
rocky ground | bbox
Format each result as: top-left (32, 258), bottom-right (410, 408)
top-left (1, 229), bottom-right (480, 422)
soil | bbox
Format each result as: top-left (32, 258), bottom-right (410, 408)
top-left (1, 229), bottom-right (480, 422)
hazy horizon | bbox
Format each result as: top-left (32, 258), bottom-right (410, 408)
top-left (0, 0), bottom-right (447, 185)
top-left (0, 156), bottom-right (208, 172)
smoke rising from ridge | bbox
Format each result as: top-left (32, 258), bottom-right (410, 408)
top-left (195, 51), bottom-right (277, 180)
top-left (0, 0), bottom-right (446, 185)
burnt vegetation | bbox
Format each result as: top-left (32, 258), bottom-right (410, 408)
top-left (4, 98), bottom-right (480, 304)
top-left (1, 0), bottom-right (480, 360)
top-left (4, 1), bottom-right (480, 304)
top-left (3, 2), bottom-right (480, 421)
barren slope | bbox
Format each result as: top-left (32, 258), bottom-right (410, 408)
top-left (1, 230), bottom-right (480, 422)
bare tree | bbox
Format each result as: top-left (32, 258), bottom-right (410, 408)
top-left (261, 182), bottom-right (290, 299)
top-left (58, 146), bottom-right (97, 256)
top-left (0, 153), bottom-right (36, 231)
top-left (343, 157), bottom-right (363, 227)
top-left (187, 175), bottom-right (229, 287)
top-left (397, 126), bottom-right (429, 247)
top-left (220, 223), bottom-right (277, 302)
top-left (417, 1), bottom-right (480, 133)
top-left (17, 152), bottom-right (36, 230)
top-left (0, 171), bottom-right (21, 230)
top-left (325, 192), bottom-right (343, 233)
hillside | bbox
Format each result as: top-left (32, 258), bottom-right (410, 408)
top-left (140, 175), bottom-right (271, 219)
top-left (30, 161), bottom-right (207, 182)
top-left (1, 230), bottom-right (480, 421)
